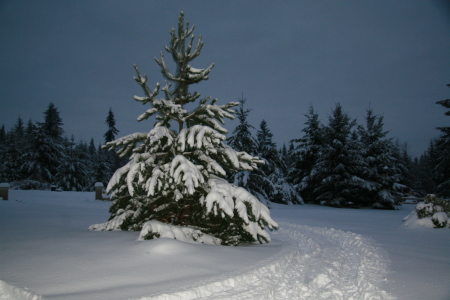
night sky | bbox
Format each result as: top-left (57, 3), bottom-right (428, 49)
top-left (1, 0), bottom-right (449, 158)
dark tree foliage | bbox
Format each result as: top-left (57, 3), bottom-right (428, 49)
top-left (104, 107), bottom-right (119, 144)
top-left (227, 97), bottom-right (270, 204)
top-left (21, 127), bottom-right (65, 183)
top-left (55, 136), bottom-right (91, 191)
top-left (288, 106), bottom-right (325, 203)
top-left (227, 97), bottom-right (257, 154)
top-left (39, 102), bottom-right (64, 140)
top-left (0, 125), bottom-right (5, 142)
top-left (14, 117), bottom-right (25, 137)
top-left (357, 108), bottom-right (399, 209)
top-left (255, 120), bottom-right (302, 204)
top-left (434, 84), bottom-right (450, 196)
top-left (311, 103), bottom-right (365, 207)
top-left (25, 119), bottom-right (37, 137)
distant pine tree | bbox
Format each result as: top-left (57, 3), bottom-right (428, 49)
top-left (357, 108), bottom-right (398, 209)
top-left (288, 106), bottom-right (325, 203)
top-left (1, 118), bottom-right (27, 181)
top-left (227, 98), bottom-right (272, 206)
top-left (0, 125), bottom-right (5, 142)
top-left (39, 102), bottom-right (64, 140)
top-left (21, 127), bottom-right (65, 183)
top-left (55, 136), bottom-right (91, 191)
top-left (434, 84), bottom-right (450, 196)
top-left (312, 103), bottom-right (365, 207)
top-left (25, 119), bottom-right (37, 137)
top-left (104, 108), bottom-right (119, 144)
top-left (256, 120), bottom-right (302, 205)
top-left (227, 97), bottom-right (256, 154)
top-left (21, 104), bottom-right (65, 183)
top-left (14, 117), bottom-right (25, 138)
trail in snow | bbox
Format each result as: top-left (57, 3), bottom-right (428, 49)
top-left (136, 223), bottom-right (394, 300)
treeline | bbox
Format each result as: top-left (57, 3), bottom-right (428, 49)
top-left (1, 85), bottom-right (449, 207)
top-left (410, 84), bottom-right (450, 197)
top-left (227, 86), bottom-right (450, 209)
top-left (0, 103), bottom-right (121, 191)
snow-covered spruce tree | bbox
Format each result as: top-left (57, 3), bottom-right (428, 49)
top-left (288, 106), bottom-right (325, 203)
top-left (55, 136), bottom-right (91, 191)
top-left (434, 83), bottom-right (450, 197)
top-left (90, 12), bottom-right (278, 246)
top-left (256, 120), bottom-right (303, 205)
top-left (357, 108), bottom-right (398, 209)
top-left (312, 103), bottom-right (365, 207)
top-left (227, 98), bottom-right (273, 206)
top-left (21, 104), bottom-right (65, 183)
top-left (1, 118), bottom-right (26, 181)
top-left (21, 126), bottom-right (65, 183)
top-left (227, 97), bottom-right (257, 155)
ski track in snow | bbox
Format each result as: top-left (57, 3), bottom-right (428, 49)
top-left (136, 223), bottom-right (394, 300)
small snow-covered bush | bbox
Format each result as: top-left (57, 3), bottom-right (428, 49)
top-left (411, 194), bottom-right (450, 229)
top-left (432, 212), bottom-right (448, 228)
top-left (420, 194), bottom-right (450, 214)
top-left (415, 202), bottom-right (435, 219)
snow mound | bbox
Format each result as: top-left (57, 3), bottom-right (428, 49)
top-left (139, 220), bottom-right (221, 245)
top-left (136, 223), bottom-right (393, 300)
top-left (0, 280), bottom-right (41, 300)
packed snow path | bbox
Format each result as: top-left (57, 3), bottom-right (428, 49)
top-left (139, 223), bottom-right (393, 300)
top-left (0, 222), bottom-right (393, 300)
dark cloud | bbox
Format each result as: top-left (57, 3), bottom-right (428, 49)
top-left (1, 0), bottom-right (449, 157)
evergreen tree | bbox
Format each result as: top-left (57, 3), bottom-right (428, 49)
top-left (92, 12), bottom-right (278, 245)
top-left (88, 138), bottom-right (97, 156)
top-left (1, 119), bottom-right (27, 181)
top-left (2, 132), bottom-right (24, 182)
top-left (434, 83), bottom-right (450, 196)
top-left (227, 99), bottom-right (277, 206)
top-left (25, 119), bottom-right (37, 137)
top-left (0, 125), bottom-right (5, 143)
top-left (288, 106), bottom-right (325, 203)
top-left (39, 102), bottom-right (64, 140)
top-left (21, 127), bottom-right (65, 183)
top-left (55, 136), bottom-right (91, 191)
top-left (357, 108), bottom-right (398, 208)
top-left (14, 117), bottom-right (25, 138)
top-left (422, 143), bottom-right (437, 193)
top-left (0, 125), bottom-right (5, 181)
top-left (255, 120), bottom-right (302, 204)
top-left (104, 108), bottom-right (119, 144)
top-left (312, 103), bottom-right (365, 207)
top-left (103, 107), bottom-right (124, 176)
top-left (227, 97), bottom-right (256, 154)
top-left (92, 144), bottom-right (113, 188)
top-left (21, 104), bottom-right (65, 183)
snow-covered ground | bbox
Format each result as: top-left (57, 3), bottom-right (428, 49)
top-left (0, 191), bottom-right (449, 299)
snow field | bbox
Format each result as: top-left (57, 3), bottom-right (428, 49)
top-left (0, 280), bottom-right (41, 300)
top-left (139, 223), bottom-right (392, 299)
top-left (1, 191), bottom-right (449, 299)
